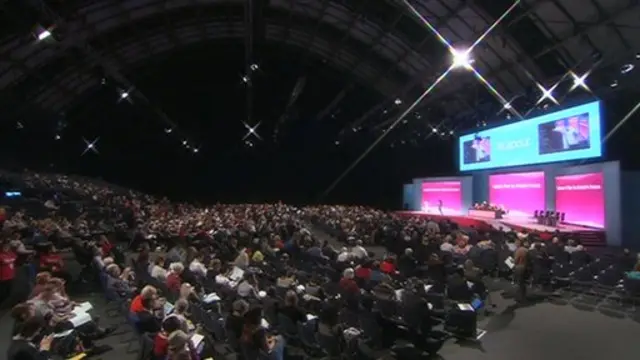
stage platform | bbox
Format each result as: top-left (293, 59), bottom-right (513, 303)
top-left (396, 211), bottom-right (607, 247)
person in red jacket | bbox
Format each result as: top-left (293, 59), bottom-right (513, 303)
top-left (380, 256), bottom-right (397, 274)
top-left (338, 268), bottom-right (359, 294)
top-left (0, 240), bottom-right (17, 306)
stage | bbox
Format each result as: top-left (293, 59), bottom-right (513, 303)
top-left (395, 211), bottom-right (607, 247)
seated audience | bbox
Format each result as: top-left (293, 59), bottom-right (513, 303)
top-left (278, 290), bottom-right (306, 324)
top-left (105, 264), bottom-right (135, 298)
top-left (154, 315), bottom-right (183, 359)
top-left (226, 299), bottom-right (249, 341)
top-left (241, 307), bottom-right (285, 360)
top-left (7, 317), bottom-right (53, 360)
top-left (136, 296), bottom-right (163, 334)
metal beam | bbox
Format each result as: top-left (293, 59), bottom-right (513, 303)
top-left (400, 0), bottom-right (638, 115)
top-left (25, 0), bottom-right (186, 138)
top-left (244, 0), bottom-right (255, 124)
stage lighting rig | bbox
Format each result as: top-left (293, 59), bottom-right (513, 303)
top-left (450, 48), bottom-right (473, 70)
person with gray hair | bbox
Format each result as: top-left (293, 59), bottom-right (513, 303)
top-left (106, 263), bottom-right (135, 298)
top-left (165, 299), bottom-right (190, 332)
top-left (339, 268), bottom-right (359, 294)
top-left (225, 299), bottom-right (249, 340)
top-left (166, 262), bottom-right (184, 293)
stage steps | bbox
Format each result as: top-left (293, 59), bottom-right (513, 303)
top-left (573, 231), bottom-right (607, 247)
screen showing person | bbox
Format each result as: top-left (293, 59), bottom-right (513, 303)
top-left (538, 114), bottom-right (590, 155)
top-left (463, 136), bottom-right (491, 164)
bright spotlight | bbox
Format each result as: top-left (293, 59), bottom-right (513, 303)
top-left (120, 92), bottom-right (129, 99)
top-left (451, 48), bottom-right (472, 69)
top-left (37, 29), bottom-right (52, 41)
top-left (394, 98), bottom-right (402, 105)
top-left (250, 64), bottom-right (259, 71)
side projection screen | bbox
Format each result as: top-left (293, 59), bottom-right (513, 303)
top-left (555, 172), bottom-right (605, 228)
top-left (458, 101), bottom-right (602, 171)
top-left (489, 171), bottom-right (545, 218)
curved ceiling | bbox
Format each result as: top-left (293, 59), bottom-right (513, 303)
top-left (0, 0), bottom-right (541, 113)
top-left (0, 0), bottom-right (637, 130)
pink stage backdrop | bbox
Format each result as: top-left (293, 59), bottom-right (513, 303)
top-left (421, 181), bottom-right (462, 215)
top-left (555, 172), bottom-right (605, 228)
top-left (489, 172), bottom-right (545, 218)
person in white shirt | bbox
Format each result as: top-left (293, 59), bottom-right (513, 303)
top-left (236, 274), bottom-right (260, 298)
top-left (554, 120), bottom-right (581, 149)
top-left (189, 254), bottom-right (207, 277)
top-left (337, 247), bottom-right (350, 263)
top-left (233, 248), bottom-right (249, 269)
top-left (440, 236), bottom-right (454, 252)
top-left (351, 240), bottom-right (368, 259)
top-left (150, 256), bottom-right (168, 281)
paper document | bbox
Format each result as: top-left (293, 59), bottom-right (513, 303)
top-left (424, 285), bottom-right (433, 292)
top-left (69, 312), bottom-right (92, 327)
top-left (261, 318), bottom-right (270, 329)
top-left (53, 329), bottom-right (74, 338)
top-left (395, 289), bottom-right (404, 301)
top-left (203, 293), bottom-right (221, 303)
top-left (229, 267), bottom-right (244, 281)
top-left (164, 302), bottom-right (174, 314)
top-left (306, 314), bottom-right (318, 321)
top-left (457, 303), bottom-right (474, 312)
top-left (190, 333), bottom-right (204, 348)
top-left (72, 302), bottom-right (93, 314)
top-left (505, 257), bottom-right (515, 269)
top-left (467, 281), bottom-right (474, 289)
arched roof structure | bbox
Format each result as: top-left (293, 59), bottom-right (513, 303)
top-left (0, 0), bottom-right (638, 132)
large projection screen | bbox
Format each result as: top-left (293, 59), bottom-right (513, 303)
top-left (555, 172), bottom-right (605, 228)
top-left (420, 181), bottom-right (462, 215)
top-left (459, 101), bottom-right (602, 171)
top-left (489, 171), bottom-right (545, 218)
